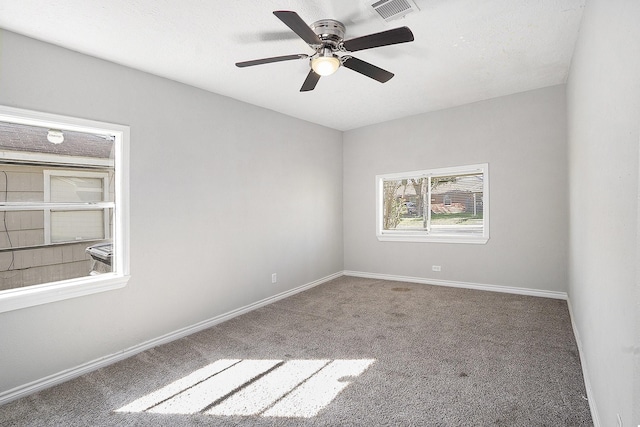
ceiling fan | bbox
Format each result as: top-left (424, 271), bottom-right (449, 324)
top-left (235, 10), bottom-right (415, 92)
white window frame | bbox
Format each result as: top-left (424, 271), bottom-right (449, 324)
top-left (376, 163), bottom-right (489, 244)
top-left (0, 105), bottom-right (130, 313)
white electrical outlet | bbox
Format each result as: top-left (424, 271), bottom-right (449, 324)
top-left (271, 273), bottom-right (277, 284)
top-left (432, 265), bottom-right (441, 272)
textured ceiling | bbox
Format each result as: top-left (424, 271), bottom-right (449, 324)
top-left (0, 0), bottom-right (585, 131)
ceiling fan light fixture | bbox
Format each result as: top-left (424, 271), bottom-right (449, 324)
top-left (311, 54), bottom-right (340, 76)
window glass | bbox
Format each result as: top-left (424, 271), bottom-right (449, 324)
top-left (50, 210), bottom-right (106, 242)
top-left (50, 176), bottom-right (105, 202)
top-left (377, 164), bottom-right (489, 244)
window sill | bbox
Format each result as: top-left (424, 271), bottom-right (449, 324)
top-left (377, 233), bottom-right (489, 244)
top-left (0, 274), bottom-right (130, 313)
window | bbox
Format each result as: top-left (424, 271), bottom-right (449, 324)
top-left (44, 170), bottom-right (111, 244)
top-left (0, 106), bottom-right (130, 313)
top-left (376, 163), bottom-right (489, 244)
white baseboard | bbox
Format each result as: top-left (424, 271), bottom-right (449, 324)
top-left (0, 271), bottom-right (343, 406)
top-left (566, 298), bottom-right (600, 427)
top-left (343, 270), bottom-right (568, 300)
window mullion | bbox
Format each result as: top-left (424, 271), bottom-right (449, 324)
top-left (426, 176), bottom-right (431, 233)
top-left (0, 202), bottom-right (114, 211)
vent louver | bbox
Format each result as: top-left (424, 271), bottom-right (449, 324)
top-left (369, 0), bottom-right (419, 22)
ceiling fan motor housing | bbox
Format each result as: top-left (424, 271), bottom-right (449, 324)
top-left (310, 19), bottom-right (346, 50)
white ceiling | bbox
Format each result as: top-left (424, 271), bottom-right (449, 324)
top-left (0, 0), bottom-right (584, 131)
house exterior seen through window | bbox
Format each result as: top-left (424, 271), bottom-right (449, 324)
top-left (376, 163), bottom-right (489, 244)
top-left (0, 106), bottom-right (129, 313)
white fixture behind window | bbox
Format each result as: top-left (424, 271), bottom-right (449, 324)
top-left (46, 129), bottom-right (64, 144)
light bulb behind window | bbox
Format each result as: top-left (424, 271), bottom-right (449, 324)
top-left (47, 129), bottom-right (64, 144)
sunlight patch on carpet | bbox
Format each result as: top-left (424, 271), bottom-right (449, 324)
top-left (115, 358), bottom-right (376, 418)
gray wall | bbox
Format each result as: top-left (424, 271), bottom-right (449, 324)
top-left (566, 0), bottom-right (640, 425)
top-left (343, 85), bottom-right (569, 293)
top-left (0, 30), bottom-right (343, 394)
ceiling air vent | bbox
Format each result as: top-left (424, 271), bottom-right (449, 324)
top-left (368, 0), bottom-right (419, 22)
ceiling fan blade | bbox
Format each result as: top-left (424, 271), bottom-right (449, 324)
top-left (341, 56), bottom-right (394, 83)
top-left (236, 54), bottom-right (308, 68)
top-left (273, 11), bottom-right (322, 46)
top-left (300, 70), bottom-right (321, 92)
top-left (342, 26), bottom-right (414, 52)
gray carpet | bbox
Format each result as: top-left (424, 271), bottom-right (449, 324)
top-left (0, 276), bottom-right (593, 426)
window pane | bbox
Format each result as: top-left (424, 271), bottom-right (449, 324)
top-left (382, 178), bottom-right (427, 230)
top-left (50, 176), bottom-right (104, 202)
top-left (51, 210), bottom-right (106, 242)
top-left (0, 122), bottom-right (116, 287)
top-left (430, 173), bottom-right (483, 233)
